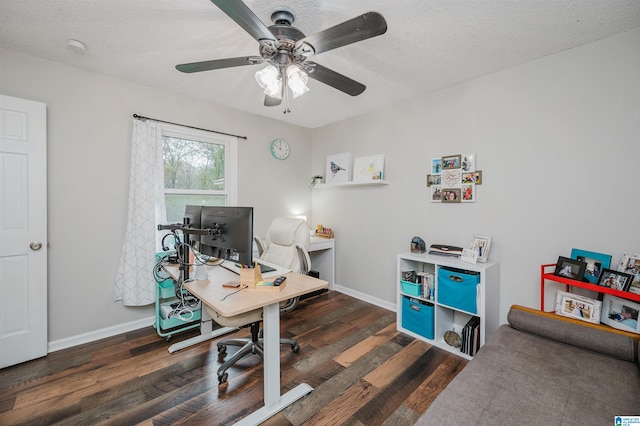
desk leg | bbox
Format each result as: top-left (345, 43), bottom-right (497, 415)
top-left (233, 303), bottom-right (313, 426)
top-left (168, 308), bottom-right (237, 353)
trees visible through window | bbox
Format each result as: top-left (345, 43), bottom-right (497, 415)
top-left (161, 125), bottom-right (237, 223)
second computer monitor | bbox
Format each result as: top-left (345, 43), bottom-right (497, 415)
top-left (196, 205), bottom-right (254, 266)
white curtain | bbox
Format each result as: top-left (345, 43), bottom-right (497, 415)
top-left (115, 118), bottom-right (167, 306)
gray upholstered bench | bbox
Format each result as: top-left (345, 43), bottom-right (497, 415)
top-left (417, 304), bottom-right (640, 425)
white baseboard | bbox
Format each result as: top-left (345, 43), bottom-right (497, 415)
top-left (333, 284), bottom-right (397, 312)
top-left (48, 287), bottom-right (396, 353)
top-left (48, 316), bottom-right (156, 353)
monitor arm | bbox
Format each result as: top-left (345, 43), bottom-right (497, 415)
top-left (157, 218), bottom-right (226, 282)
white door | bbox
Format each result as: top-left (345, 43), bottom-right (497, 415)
top-left (0, 94), bottom-right (47, 369)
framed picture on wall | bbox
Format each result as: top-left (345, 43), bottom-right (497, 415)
top-left (441, 188), bottom-right (461, 203)
top-left (430, 186), bottom-right (442, 202)
top-left (462, 170), bottom-right (482, 185)
top-left (431, 158), bottom-right (442, 174)
top-left (426, 174), bottom-right (441, 187)
top-left (461, 153), bottom-right (475, 172)
top-left (442, 154), bottom-right (461, 170)
top-left (461, 184), bottom-right (475, 203)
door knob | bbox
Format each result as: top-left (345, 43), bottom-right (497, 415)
top-left (30, 242), bottom-right (43, 251)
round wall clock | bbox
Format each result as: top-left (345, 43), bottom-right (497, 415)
top-left (270, 138), bottom-right (290, 160)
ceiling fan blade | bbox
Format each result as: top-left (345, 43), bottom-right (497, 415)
top-left (264, 95), bottom-right (282, 107)
top-left (176, 57), bottom-right (257, 73)
top-left (305, 62), bottom-right (366, 96)
top-left (210, 0), bottom-right (275, 42)
top-left (296, 12), bottom-right (387, 56)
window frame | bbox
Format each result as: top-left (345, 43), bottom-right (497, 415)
top-left (160, 122), bottom-right (238, 208)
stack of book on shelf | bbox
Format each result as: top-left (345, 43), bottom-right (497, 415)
top-left (428, 244), bottom-right (463, 257)
top-left (460, 316), bottom-right (480, 356)
top-left (417, 271), bottom-right (435, 301)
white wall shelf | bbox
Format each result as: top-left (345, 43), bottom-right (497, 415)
top-left (313, 180), bottom-right (389, 188)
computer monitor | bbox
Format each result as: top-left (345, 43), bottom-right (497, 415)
top-left (197, 205), bottom-right (254, 266)
top-left (183, 205), bottom-right (203, 248)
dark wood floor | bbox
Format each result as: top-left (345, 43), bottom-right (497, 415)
top-left (0, 291), bottom-right (467, 425)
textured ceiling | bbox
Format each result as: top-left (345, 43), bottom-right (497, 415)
top-left (1, 0), bottom-right (639, 128)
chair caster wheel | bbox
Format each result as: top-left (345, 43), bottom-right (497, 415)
top-left (218, 372), bottom-right (228, 384)
top-left (165, 336), bottom-right (172, 342)
top-left (291, 344), bottom-right (300, 353)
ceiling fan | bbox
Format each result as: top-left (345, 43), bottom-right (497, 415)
top-left (176, 0), bottom-right (388, 111)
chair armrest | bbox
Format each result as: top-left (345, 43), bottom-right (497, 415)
top-left (254, 236), bottom-right (266, 258)
top-left (295, 244), bottom-right (311, 275)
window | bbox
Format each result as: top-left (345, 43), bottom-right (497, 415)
top-left (161, 123), bottom-right (238, 223)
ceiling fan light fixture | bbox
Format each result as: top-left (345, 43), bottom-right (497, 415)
top-left (287, 64), bottom-right (309, 99)
top-left (255, 64), bottom-right (282, 98)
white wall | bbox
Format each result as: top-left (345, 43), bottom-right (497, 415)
top-left (0, 48), bottom-right (312, 343)
top-left (311, 28), bottom-right (640, 324)
top-left (1, 26), bottom-right (638, 346)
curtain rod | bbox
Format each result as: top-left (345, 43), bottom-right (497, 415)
top-left (132, 114), bottom-right (247, 140)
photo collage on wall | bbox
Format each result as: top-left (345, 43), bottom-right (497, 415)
top-left (427, 154), bottom-right (482, 203)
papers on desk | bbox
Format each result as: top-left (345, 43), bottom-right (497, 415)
top-left (221, 259), bottom-right (290, 278)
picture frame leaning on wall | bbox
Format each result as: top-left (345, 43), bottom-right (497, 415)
top-left (469, 235), bottom-right (491, 263)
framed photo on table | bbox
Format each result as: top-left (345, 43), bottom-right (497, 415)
top-left (553, 256), bottom-right (586, 281)
top-left (600, 294), bottom-right (640, 334)
top-left (618, 252), bottom-right (640, 295)
top-left (555, 291), bottom-right (601, 324)
top-left (595, 268), bottom-right (633, 292)
top-left (570, 248), bottom-right (611, 284)
top-left (469, 235), bottom-right (491, 263)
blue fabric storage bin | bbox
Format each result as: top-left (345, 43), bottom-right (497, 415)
top-left (401, 280), bottom-right (422, 297)
top-left (437, 266), bottom-right (480, 314)
top-left (402, 296), bottom-right (434, 339)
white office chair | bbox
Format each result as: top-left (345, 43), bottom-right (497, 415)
top-left (254, 216), bottom-right (312, 312)
top-left (210, 217), bottom-right (311, 384)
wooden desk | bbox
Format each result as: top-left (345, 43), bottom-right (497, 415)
top-left (180, 263), bottom-right (328, 426)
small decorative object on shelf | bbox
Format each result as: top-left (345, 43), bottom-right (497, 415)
top-left (444, 330), bottom-right (462, 348)
top-left (315, 224), bottom-right (334, 238)
top-left (310, 174), bottom-right (324, 188)
top-left (469, 235), bottom-right (491, 263)
top-left (410, 236), bottom-right (426, 253)
top-left (461, 248), bottom-right (479, 264)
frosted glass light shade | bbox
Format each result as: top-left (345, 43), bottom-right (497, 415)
top-left (255, 64), bottom-right (282, 99)
top-left (287, 65), bottom-right (309, 98)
